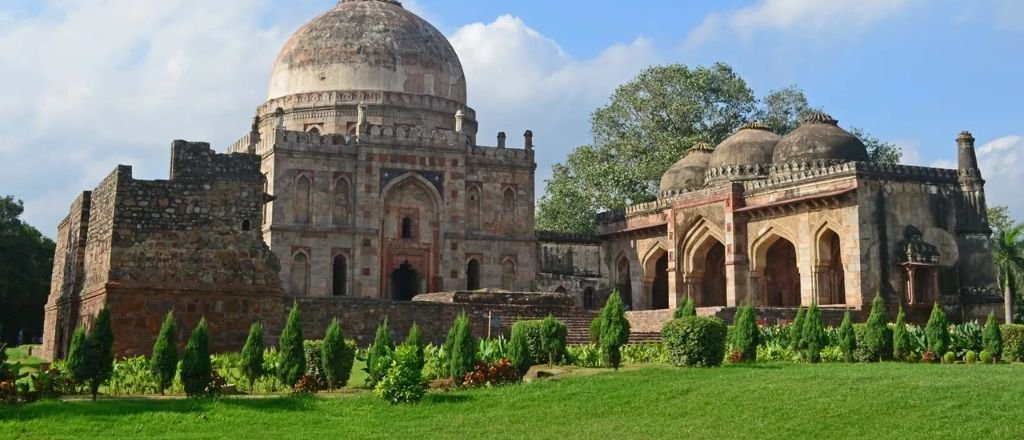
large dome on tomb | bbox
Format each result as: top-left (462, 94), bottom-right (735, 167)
top-left (772, 112), bottom-right (869, 164)
top-left (267, 0), bottom-right (467, 104)
top-left (660, 142), bottom-right (714, 196)
top-left (706, 121), bottom-right (780, 182)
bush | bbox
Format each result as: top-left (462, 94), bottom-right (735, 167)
top-left (31, 367), bottom-right (75, 398)
top-left (802, 303), bottom-right (827, 363)
top-left (303, 340), bottom-right (326, 391)
top-left (837, 311), bottom-right (856, 362)
top-left (445, 312), bottom-right (475, 384)
top-left (621, 343), bottom-right (668, 364)
top-left (150, 311), bottom-right (178, 395)
top-left (674, 298), bottom-right (696, 319)
top-left (863, 294), bottom-right (892, 361)
top-left (921, 351), bottom-right (938, 363)
top-left (66, 308), bottom-right (115, 401)
top-left (278, 302), bottom-right (306, 388)
top-left (1002, 324), bottom-right (1024, 361)
top-left (507, 321), bottom-right (533, 377)
top-left (599, 290), bottom-right (631, 370)
top-left (374, 344), bottom-right (426, 404)
top-left (240, 322), bottom-right (265, 391)
top-left (589, 316), bottom-right (603, 344)
top-left (463, 358), bottom-right (519, 387)
top-left (965, 350), bottom-right (978, 364)
top-left (180, 318), bottom-right (212, 397)
top-left (322, 319), bottom-right (354, 390)
top-left (293, 375), bottom-right (320, 394)
top-left (892, 306), bottom-right (912, 362)
top-left (404, 323), bottom-right (425, 371)
top-left (730, 305), bottom-right (758, 362)
top-left (0, 343), bottom-right (8, 381)
top-left (366, 318), bottom-right (395, 387)
top-left (925, 303), bottom-right (950, 356)
top-left (983, 313), bottom-right (1003, 359)
top-left (789, 308), bottom-right (806, 350)
top-left (662, 316), bottom-right (727, 367)
top-left (540, 315), bottom-right (568, 366)
top-left (564, 344), bottom-right (603, 368)
top-left (65, 327), bottom-right (89, 388)
top-left (980, 350), bottom-right (994, 364)
top-left (942, 351), bottom-right (957, 364)
top-left (107, 356), bottom-right (156, 396)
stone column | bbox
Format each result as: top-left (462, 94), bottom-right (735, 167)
top-left (724, 186), bottom-right (749, 306)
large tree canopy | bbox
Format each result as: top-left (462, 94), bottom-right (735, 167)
top-left (536, 63), bottom-right (902, 234)
top-left (0, 196), bottom-right (55, 345)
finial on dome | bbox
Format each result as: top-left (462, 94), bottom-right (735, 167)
top-left (736, 121), bottom-right (773, 132)
top-left (803, 112), bottom-right (838, 125)
top-left (689, 142), bottom-right (714, 153)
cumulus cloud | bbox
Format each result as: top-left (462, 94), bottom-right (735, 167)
top-left (977, 135), bottom-right (1024, 218)
top-left (684, 0), bottom-right (915, 49)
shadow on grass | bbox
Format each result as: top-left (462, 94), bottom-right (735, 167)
top-left (6, 394), bottom-right (319, 421)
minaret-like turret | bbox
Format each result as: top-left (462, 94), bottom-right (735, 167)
top-left (956, 131), bottom-right (990, 234)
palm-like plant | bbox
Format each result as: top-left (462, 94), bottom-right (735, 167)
top-left (992, 224), bottom-right (1024, 324)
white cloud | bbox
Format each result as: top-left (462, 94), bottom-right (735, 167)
top-left (977, 135), bottom-right (1024, 218)
top-left (684, 0), bottom-right (915, 49)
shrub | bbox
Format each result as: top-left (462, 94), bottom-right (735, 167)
top-left (240, 322), bottom-right (265, 391)
top-left (322, 319), bottom-right (353, 390)
top-left (85, 308), bottom-right (115, 400)
top-left (366, 318), bottom-right (395, 387)
top-left (65, 326), bottom-right (89, 388)
top-left (921, 351), bottom-right (938, 363)
top-left (374, 344), bottom-right (426, 404)
top-left (303, 340), bottom-right (326, 391)
top-left (507, 321), bottom-right (532, 377)
top-left (730, 305), bottom-right (758, 362)
top-left (107, 356), bottom-right (156, 396)
top-left (1001, 324), bottom-right (1024, 361)
top-left (942, 351), bottom-right (957, 364)
top-left (863, 293), bottom-right (892, 361)
top-left (540, 315), bottom-right (568, 366)
top-left (180, 318), bottom-right (212, 397)
top-left (838, 311), bottom-right (856, 362)
top-left (278, 301), bottom-right (306, 388)
top-left (31, 367), bottom-right (75, 399)
top-left (599, 290), bottom-right (631, 370)
top-left (925, 303), bottom-right (950, 356)
top-left (293, 375), bottom-right (320, 394)
top-left (150, 311), bottom-right (178, 395)
top-left (892, 306), bottom-right (912, 362)
top-left (674, 298), bottom-right (696, 319)
top-left (0, 343), bottom-right (8, 381)
top-left (662, 316), bottom-right (727, 367)
top-left (789, 308), bottom-right (806, 350)
top-left (965, 350), bottom-right (978, 364)
top-left (980, 350), bottom-right (994, 364)
top-left (621, 343), bottom-right (668, 364)
top-left (476, 336), bottom-right (509, 364)
top-left (463, 358), bottom-right (519, 387)
top-left (422, 343), bottom-right (449, 380)
top-left (564, 344), bottom-right (603, 368)
top-left (404, 323), bottom-right (425, 371)
top-left (802, 303), bottom-right (827, 363)
top-left (445, 312), bottom-right (475, 384)
top-left (983, 313), bottom-right (1003, 359)
top-left (589, 316), bottom-right (603, 344)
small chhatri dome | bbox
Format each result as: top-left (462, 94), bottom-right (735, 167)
top-left (772, 111), bottom-right (869, 164)
top-left (706, 121), bottom-right (780, 181)
top-left (268, 0), bottom-right (467, 103)
top-left (660, 142), bottom-right (714, 195)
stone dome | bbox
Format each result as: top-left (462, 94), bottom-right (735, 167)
top-left (772, 112), bottom-right (869, 164)
top-left (660, 142), bottom-right (714, 196)
top-left (267, 0), bottom-right (467, 104)
top-left (706, 122), bottom-right (780, 181)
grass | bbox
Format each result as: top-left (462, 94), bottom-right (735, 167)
top-left (3, 362), bottom-right (1024, 439)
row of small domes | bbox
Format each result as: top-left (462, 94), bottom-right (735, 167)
top-left (659, 112), bottom-right (869, 194)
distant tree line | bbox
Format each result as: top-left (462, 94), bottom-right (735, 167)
top-left (0, 195), bottom-right (55, 345)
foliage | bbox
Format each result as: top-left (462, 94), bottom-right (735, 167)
top-left (892, 306), bottom-right (911, 361)
top-left (463, 358), bottom-right (519, 387)
top-left (540, 315), bottom-right (568, 366)
top-left (862, 294), bottom-right (892, 361)
top-left (278, 302), bottom-right (306, 388)
top-left (589, 316), bottom-right (603, 344)
top-left (983, 313), bottom-right (1003, 359)
top-left (759, 325), bottom-right (791, 348)
top-left (564, 344), bottom-right (603, 368)
top-left (303, 340), bottom-right (327, 391)
top-left (1001, 324), bottom-right (1024, 361)
top-left (476, 335), bottom-right (509, 364)
top-left (730, 305), bottom-right (759, 362)
top-left (847, 127), bottom-right (902, 165)
top-left (673, 299), bottom-right (696, 319)
top-left (293, 375), bottom-right (320, 394)
top-left (988, 206), bottom-right (1014, 234)
top-left (621, 343), bottom-right (668, 364)
top-left (507, 321), bottom-right (533, 377)
top-left (240, 322), bottom-right (265, 391)
top-left (322, 319), bottom-right (353, 390)
top-left (925, 303), bottom-right (950, 356)
top-left (107, 356), bottom-right (156, 396)
top-left (837, 311), bottom-right (856, 362)
top-left (965, 350), bottom-right (978, 364)
top-left (86, 308), bottom-right (114, 400)
top-left (992, 223), bottom-right (1024, 323)
top-left (599, 290), bottom-right (631, 370)
top-left (0, 195), bottom-right (56, 346)
top-left (942, 351), bottom-right (957, 364)
top-left (180, 318), bottom-right (212, 397)
top-left (150, 311), bottom-right (178, 395)
top-left (949, 321), bottom-right (983, 357)
top-left (801, 303), bottom-right (827, 363)
top-left (65, 326), bottom-right (89, 386)
top-left (366, 318), bottom-right (395, 387)
top-left (31, 366), bottom-right (75, 399)
top-left (789, 308), bottom-right (806, 350)
top-left (980, 350), bottom-right (994, 364)
top-left (662, 316), bottom-right (727, 367)
top-left (921, 351), bottom-right (938, 364)
top-left (445, 312), bottom-right (475, 384)
top-left (422, 343), bottom-right (449, 380)
top-left (404, 323), bottom-right (425, 371)
top-left (374, 344), bottom-right (426, 404)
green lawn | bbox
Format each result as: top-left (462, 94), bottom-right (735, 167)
top-left (2, 362), bottom-right (1023, 439)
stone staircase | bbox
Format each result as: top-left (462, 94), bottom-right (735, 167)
top-left (498, 310), bottom-right (662, 345)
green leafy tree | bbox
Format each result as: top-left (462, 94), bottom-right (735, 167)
top-left (321, 319), bottom-right (348, 390)
top-left (366, 318), bottom-right (395, 386)
top-left (924, 303), bottom-right (950, 356)
top-left (802, 303), bottom-right (827, 363)
top-left (988, 206), bottom-right (1014, 234)
top-left (863, 293), bottom-right (892, 361)
top-left (599, 290), bottom-right (631, 370)
top-left (789, 308), bottom-right (806, 350)
top-left (507, 321), bottom-right (532, 378)
top-left (992, 223), bottom-right (1024, 324)
top-left (0, 195), bottom-right (56, 345)
top-left (848, 127), bottom-right (902, 165)
top-left (150, 311), bottom-right (178, 395)
top-left (540, 315), bottom-right (567, 366)
top-left (838, 311), bottom-right (857, 362)
top-left (983, 312), bottom-right (1003, 359)
top-left (403, 323), bottom-right (425, 372)
top-left (240, 322), bottom-right (265, 391)
top-left (731, 305), bottom-right (759, 362)
top-left (445, 312), bottom-right (475, 384)
top-left (892, 306), bottom-right (912, 362)
top-left (180, 318), bottom-right (211, 397)
top-left (278, 301), bottom-right (306, 388)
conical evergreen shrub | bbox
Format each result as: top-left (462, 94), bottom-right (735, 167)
top-left (599, 290), bottom-right (631, 370)
top-left (86, 308), bottom-right (115, 400)
top-left (445, 312), bottom-right (476, 384)
top-left (789, 307), bottom-right (806, 350)
top-left (983, 312), bottom-right (1003, 360)
top-left (863, 293), bottom-right (892, 361)
top-left (366, 318), bottom-right (395, 386)
top-left (278, 301), bottom-right (306, 388)
top-left (66, 326), bottom-right (90, 387)
top-left (151, 311), bottom-right (178, 395)
top-left (731, 305), bottom-right (759, 362)
top-left (838, 311), bottom-right (856, 362)
top-left (322, 318), bottom-right (350, 390)
top-left (180, 318), bottom-right (211, 397)
top-left (240, 322), bottom-right (265, 391)
top-left (404, 323), bottom-right (425, 372)
top-left (924, 302), bottom-right (950, 357)
top-left (802, 303), bottom-right (827, 363)
top-left (892, 306), bottom-right (911, 362)
top-left (508, 321), bottom-right (532, 378)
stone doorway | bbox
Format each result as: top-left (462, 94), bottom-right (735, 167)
top-left (701, 243), bottom-right (727, 306)
top-left (466, 259), bottom-right (481, 290)
top-left (765, 239), bottom-right (800, 306)
top-left (651, 253), bottom-right (670, 310)
top-left (390, 261), bottom-right (419, 301)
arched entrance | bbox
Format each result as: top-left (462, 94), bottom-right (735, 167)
top-left (391, 261), bottom-right (419, 301)
top-left (681, 222), bottom-right (727, 307)
top-left (332, 254), bottom-right (347, 296)
top-left (701, 243), bottom-right (727, 306)
top-left (290, 252), bottom-right (309, 296)
top-left (650, 253), bottom-right (670, 310)
top-left (466, 259), bottom-right (481, 290)
top-left (765, 239), bottom-right (800, 306)
top-left (815, 228), bottom-right (846, 305)
top-left (615, 256), bottom-right (633, 310)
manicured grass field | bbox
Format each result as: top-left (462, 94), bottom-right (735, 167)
top-left (2, 362), bottom-right (1023, 439)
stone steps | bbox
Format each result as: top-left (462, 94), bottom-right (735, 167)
top-left (497, 311), bottom-right (660, 346)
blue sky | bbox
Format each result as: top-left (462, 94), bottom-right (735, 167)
top-left (1, 0), bottom-right (1023, 237)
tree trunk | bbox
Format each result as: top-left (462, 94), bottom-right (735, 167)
top-left (1006, 282), bottom-right (1015, 324)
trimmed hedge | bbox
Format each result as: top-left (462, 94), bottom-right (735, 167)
top-left (662, 316), bottom-right (727, 367)
top-left (514, 318), bottom-right (567, 365)
top-left (1001, 324), bottom-right (1024, 361)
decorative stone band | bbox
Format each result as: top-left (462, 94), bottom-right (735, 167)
top-left (746, 160), bottom-right (960, 191)
top-left (256, 90), bottom-right (475, 120)
top-left (704, 163), bottom-right (770, 183)
top-left (596, 198), bottom-right (672, 224)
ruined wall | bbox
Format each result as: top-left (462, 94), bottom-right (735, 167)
top-left (535, 233), bottom-right (607, 309)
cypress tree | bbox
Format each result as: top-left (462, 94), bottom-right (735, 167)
top-left (445, 312), bottom-right (475, 384)
top-left (863, 293), bottom-right (892, 361)
top-left (180, 318), bottom-right (211, 397)
top-left (838, 311), bottom-right (856, 362)
top-left (321, 319), bottom-right (347, 390)
top-left (404, 323), bottom-right (425, 372)
top-left (508, 321), bottom-right (532, 378)
top-left (278, 301), bottom-right (306, 388)
top-left (892, 305), bottom-right (911, 361)
top-left (802, 303), bottom-right (827, 363)
top-left (983, 312), bottom-right (1003, 359)
top-left (924, 302), bottom-right (950, 357)
top-left (240, 321), bottom-right (265, 392)
top-left (66, 326), bottom-right (90, 388)
top-left (599, 290), bottom-right (631, 370)
top-left (86, 308), bottom-right (115, 401)
top-left (789, 307), bottom-right (806, 350)
top-left (731, 305), bottom-right (759, 362)
top-left (151, 311), bottom-right (178, 395)
top-left (366, 318), bottom-right (395, 386)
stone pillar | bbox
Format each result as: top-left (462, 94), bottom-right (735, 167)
top-left (723, 186), bottom-right (748, 306)
top-left (524, 130), bottom-right (534, 151)
top-left (497, 132), bottom-right (506, 148)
